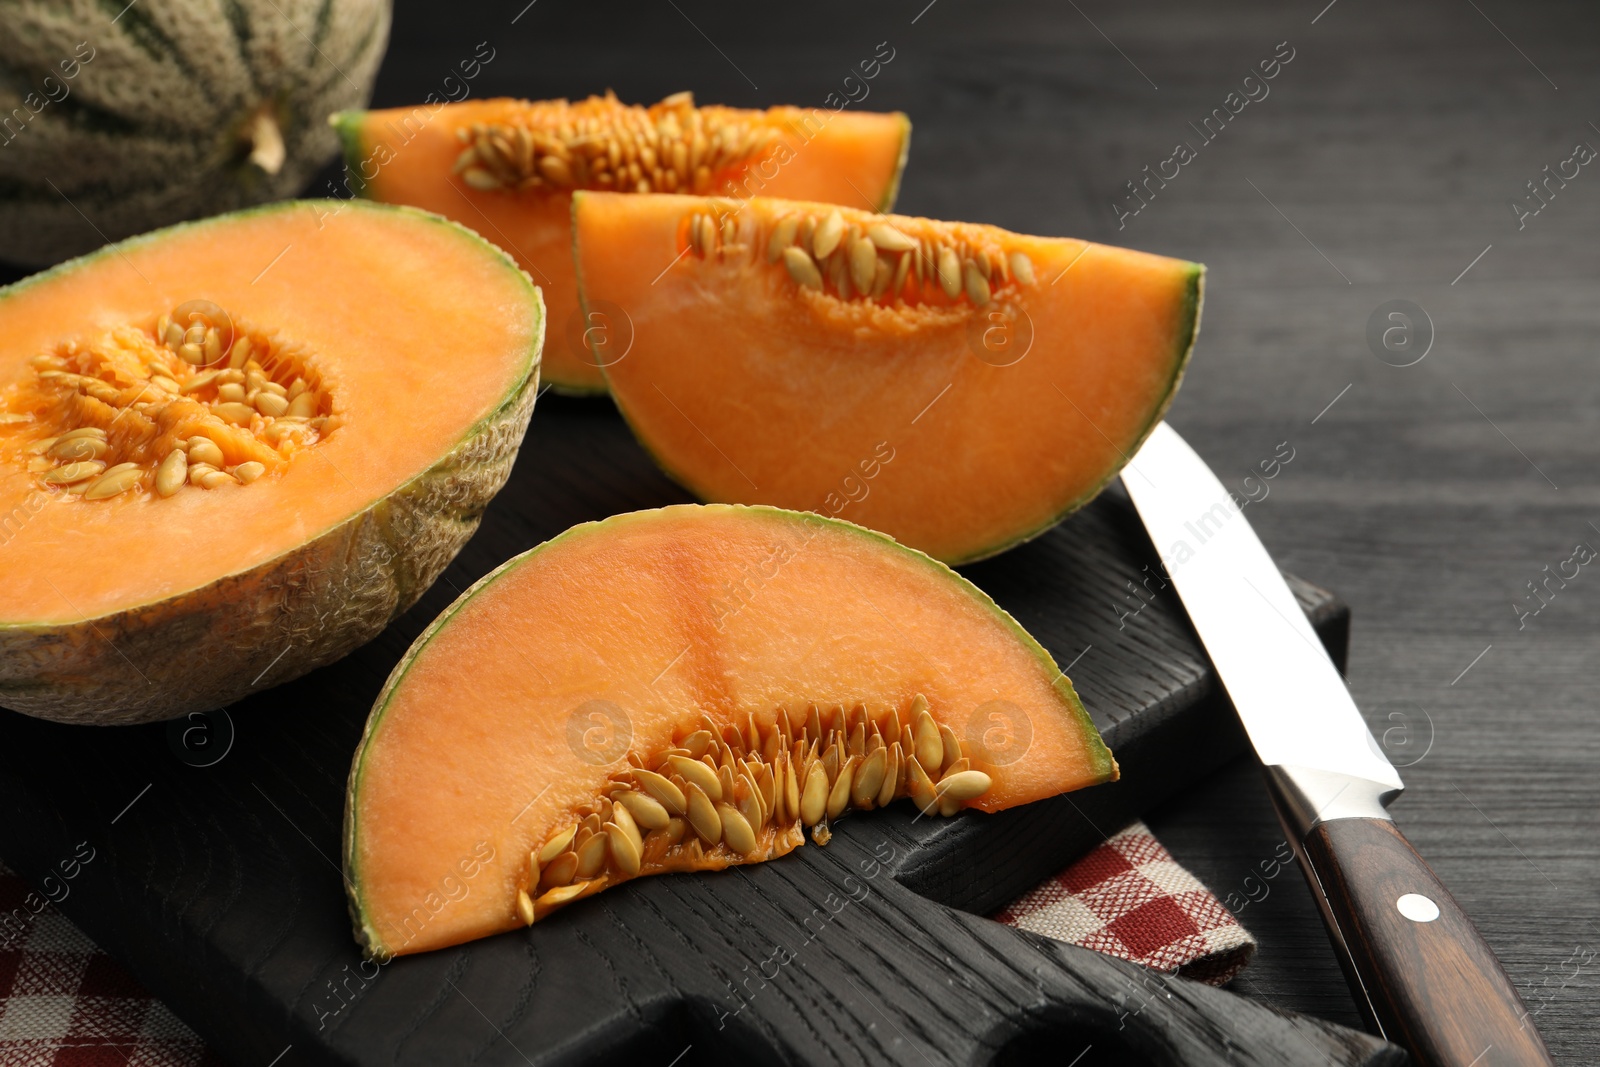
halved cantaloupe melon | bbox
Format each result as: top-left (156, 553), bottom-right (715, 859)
top-left (0, 200), bottom-right (544, 724)
top-left (345, 504), bottom-right (1115, 957)
top-left (573, 193), bottom-right (1202, 564)
top-left (333, 92), bottom-right (910, 394)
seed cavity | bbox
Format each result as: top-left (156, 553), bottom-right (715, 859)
top-left (515, 694), bottom-right (994, 926)
top-left (2, 301), bottom-right (339, 502)
top-left (684, 206), bottom-right (1038, 309)
top-left (452, 91), bottom-right (781, 196)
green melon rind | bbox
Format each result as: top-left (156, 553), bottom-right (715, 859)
top-left (343, 502), bottom-right (1114, 960)
top-left (0, 199), bottom-right (544, 724)
top-left (576, 198), bottom-right (1204, 567)
top-left (875, 113), bottom-right (913, 212)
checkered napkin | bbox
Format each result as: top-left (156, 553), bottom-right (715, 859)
top-left (0, 823), bottom-right (1252, 1062)
top-left (0, 867), bottom-right (223, 1067)
top-left (995, 820), bottom-right (1257, 985)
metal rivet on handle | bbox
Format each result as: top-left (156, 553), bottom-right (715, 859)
top-left (1397, 893), bottom-right (1440, 922)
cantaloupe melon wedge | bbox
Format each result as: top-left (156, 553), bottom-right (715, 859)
top-left (345, 504), bottom-right (1115, 957)
top-left (333, 92), bottom-right (910, 394)
top-left (573, 193), bottom-right (1202, 564)
top-left (0, 200), bottom-right (543, 724)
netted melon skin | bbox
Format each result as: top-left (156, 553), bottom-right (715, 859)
top-left (0, 0), bottom-right (391, 266)
top-left (0, 342), bottom-right (540, 725)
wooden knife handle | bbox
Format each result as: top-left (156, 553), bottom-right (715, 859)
top-left (1300, 816), bottom-right (1554, 1067)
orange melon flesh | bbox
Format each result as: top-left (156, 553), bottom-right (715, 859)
top-left (0, 200), bottom-right (543, 723)
top-left (346, 504), bottom-right (1115, 957)
top-left (333, 93), bottom-right (911, 394)
top-left (574, 193), bottom-right (1202, 564)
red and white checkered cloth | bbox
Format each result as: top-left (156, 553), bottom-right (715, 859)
top-left (0, 821), bottom-right (1251, 1062)
top-left (995, 820), bottom-right (1257, 985)
top-left (0, 868), bottom-right (223, 1066)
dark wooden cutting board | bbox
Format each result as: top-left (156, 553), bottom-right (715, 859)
top-left (0, 395), bottom-right (1399, 1066)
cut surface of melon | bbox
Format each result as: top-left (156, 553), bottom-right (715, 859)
top-left (334, 92), bottom-right (910, 393)
top-left (346, 504), bottom-right (1115, 957)
top-left (573, 193), bottom-right (1202, 564)
top-left (0, 200), bottom-right (543, 723)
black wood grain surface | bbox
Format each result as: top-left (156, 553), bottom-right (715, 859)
top-left (3, 0), bottom-right (1596, 1061)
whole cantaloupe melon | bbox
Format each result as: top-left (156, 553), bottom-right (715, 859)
top-left (0, 0), bottom-right (391, 266)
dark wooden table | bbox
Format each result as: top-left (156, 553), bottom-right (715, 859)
top-left (11, 0), bottom-right (1599, 1060)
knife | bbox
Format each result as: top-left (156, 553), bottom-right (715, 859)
top-left (1122, 421), bottom-right (1553, 1067)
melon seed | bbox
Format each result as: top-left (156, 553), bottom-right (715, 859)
top-left (963, 261), bottom-right (992, 307)
top-left (939, 723), bottom-right (963, 775)
top-left (890, 253), bottom-right (910, 300)
top-left (848, 237), bottom-right (878, 293)
top-left (541, 850), bottom-right (580, 888)
top-left (538, 824), bottom-right (579, 864)
top-left (679, 729), bottom-right (714, 759)
top-left (906, 755), bottom-right (939, 815)
top-left (799, 762), bottom-right (829, 825)
top-left (188, 438), bottom-right (225, 467)
top-left (48, 436), bottom-right (107, 461)
top-left (826, 754), bottom-right (859, 820)
top-left (217, 383), bottom-right (246, 403)
top-left (515, 888), bottom-right (536, 926)
top-left (877, 744), bottom-right (901, 809)
top-left (534, 881), bottom-right (591, 919)
top-left (155, 450), bottom-right (188, 498)
top-left (937, 247), bottom-right (962, 298)
top-left (780, 246), bottom-right (824, 291)
top-left (853, 747), bottom-right (887, 808)
top-left (766, 216), bottom-right (800, 262)
top-left (937, 769), bottom-right (993, 803)
top-left (615, 789), bottom-right (670, 830)
top-left (82, 466), bottom-right (142, 500)
top-left (867, 223), bottom-right (918, 253)
top-left (1009, 251), bottom-right (1037, 286)
top-left (234, 461), bottom-right (266, 485)
top-left (198, 470), bottom-right (235, 490)
top-left (610, 800), bottom-right (643, 848)
top-left (43, 461), bottom-right (104, 485)
top-left (573, 830), bottom-right (608, 879)
top-left (912, 703), bottom-right (943, 773)
top-left (666, 754), bottom-right (722, 801)
top-left (632, 768), bottom-right (688, 815)
top-left (180, 371), bottom-right (219, 394)
top-left (605, 820), bottom-right (643, 876)
top-left (717, 802), bottom-right (757, 855)
top-left (216, 402), bottom-right (255, 426)
top-left (736, 783), bottom-right (764, 832)
top-left (813, 210), bottom-right (845, 260)
top-left (685, 783), bottom-right (721, 845)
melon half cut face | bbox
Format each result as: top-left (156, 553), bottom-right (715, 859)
top-left (0, 200), bottom-right (544, 724)
top-left (573, 193), bottom-right (1203, 565)
top-left (345, 504), bottom-right (1117, 957)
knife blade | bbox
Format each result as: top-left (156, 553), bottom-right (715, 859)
top-left (1122, 421), bottom-right (1552, 1067)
